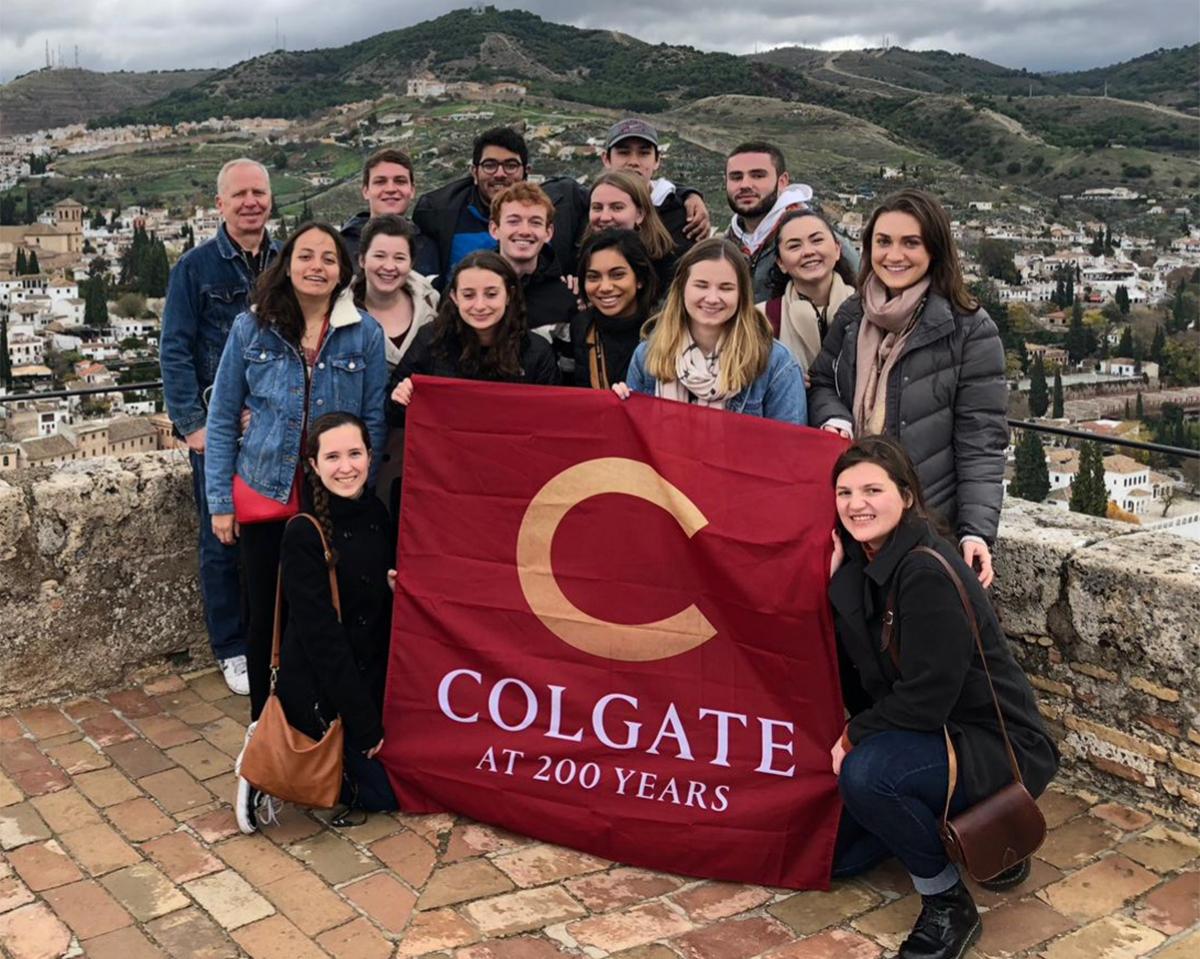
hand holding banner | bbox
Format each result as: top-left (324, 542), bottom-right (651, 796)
top-left (381, 377), bottom-right (848, 889)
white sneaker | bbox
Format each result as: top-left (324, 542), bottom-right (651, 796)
top-left (234, 720), bottom-right (259, 835)
top-left (219, 655), bottom-right (250, 696)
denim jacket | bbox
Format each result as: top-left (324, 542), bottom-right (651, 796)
top-left (625, 339), bottom-right (808, 424)
top-left (204, 298), bottom-right (388, 515)
top-left (160, 224), bottom-right (279, 437)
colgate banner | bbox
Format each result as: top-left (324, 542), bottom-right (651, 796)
top-left (381, 377), bottom-right (847, 889)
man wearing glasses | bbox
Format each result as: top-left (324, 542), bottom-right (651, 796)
top-left (412, 126), bottom-right (586, 287)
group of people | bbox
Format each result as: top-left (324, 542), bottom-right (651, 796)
top-left (160, 119), bottom-right (1056, 959)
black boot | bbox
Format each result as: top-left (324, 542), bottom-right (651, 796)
top-left (899, 880), bottom-right (981, 959)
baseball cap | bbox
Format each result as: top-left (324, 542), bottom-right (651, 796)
top-left (605, 119), bottom-right (659, 150)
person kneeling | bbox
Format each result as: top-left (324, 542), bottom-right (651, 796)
top-left (827, 436), bottom-right (1058, 959)
top-left (275, 413), bottom-right (398, 826)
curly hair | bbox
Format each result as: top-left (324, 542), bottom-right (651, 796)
top-left (431, 251), bottom-right (527, 380)
top-left (251, 222), bottom-right (354, 345)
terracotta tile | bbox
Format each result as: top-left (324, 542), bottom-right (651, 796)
top-left (968, 856), bottom-right (1062, 908)
top-left (1133, 871), bottom-right (1200, 935)
top-left (1039, 855), bottom-right (1160, 922)
top-left (0, 801), bottom-right (51, 850)
top-left (259, 867), bottom-right (355, 936)
top-left (0, 902), bottom-right (72, 959)
top-left (143, 831), bottom-right (225, 883)
top-left (342, 872), bottom-right (417, 934)
top-left (216, 834), bottom-right (305, 886)
top-left (142, 675), bottom-right (188, 697)
top-left (1119, 825), bottom-right (1200, 873)
top-left (492, 843), bottom-right (608, 888)
top-left (233, 914), bottom-right (328, 959)
top-left (0, 716), bottom-right (24, 741)
top-left (456, 938), bottom-right (578, 958)
top-left (80, 712), bottom-right (138, 747)
top-left (764, 928), bottom-right (883, 958)
top-left (44, 738), bottom-right (110, 774)
top-left (107, 688), bottom-right (163, 718)
top-left (30, 786), bottom-right (101, 832)
top-left (15, 707), bottom-right (74, 740)
top-left (135, 714), bottom-right (202, 749)
top-left (106, 797), bottom-right (175, 841)
top-left (146, 906), bottom-right (237, 959)
top-left (565, 900), bottom-right (691, 952)
top-left (768, 883), bottom-right (882, 935)
top-left (316, 917), bottom-right (394, 959)
top-left (394, 907), bottom-right (481, 957)
top-left (670, 880), bottom-right (775, 922)
top-left (369, 829), bottom-right (436, 887)
top-left (42, 877), bottom-right (133, 938)
top-left (82, 925), bottom-right (169, 959)
top-left (261, 801), bottom-right (323, 844)
top-left (565, 867), bottom-right (685, 913)
top-left (198, 716), bottom-right (250, 757)
top-left (1038, 816), bottom-right (1121, 869)
top-left (1037, 789), bottom-right (1091, 829)
top-left (189, 669), bottom-right (236, 703)
top-left (418, 858), bottom-right (515, 909)
top-left (62, 698), bottom-right (108, 721)
top-left (0, 876), bottom-right (36, 915)
top-left (100, 862), bottom-right (190, 921)
top-left (8, 839), bottom-right (83, 891)
top-left (184, 868), bottom-right (275, 930)
top-left (137, 767), bottom-right (213, 813)
top-left (1089, 803), bottom-right (1153, 832)
top-left (289, 830), bottom-right (379, 885)
top-left (106, 739), bottom-right (175, 779)
top-left (850, 893), bottom-right (923, 953)
top-left (443, 821), bottom-right (530, 862)
top-left (58, 822), bottom-right (142, 875)
top-left (187, 806), bottom-right (242, 843)
top-left (971, 895), bottom-right (1076, 956)
top-left (73, 767), bottom-right (142, 807)
top-left (671, 916), bottom-right (794, 959)
top-left (1038, 915), bottom-right (1164, 959)
top-left (0, 770), bottom-right (22, 807)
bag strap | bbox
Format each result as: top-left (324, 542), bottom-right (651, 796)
top-left (269, 513), bottom-right (343, 690)
top-left (880, 545), bottom-right (1024, 825)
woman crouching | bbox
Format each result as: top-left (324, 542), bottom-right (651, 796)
top-left (828, 436), bottom-right (1057, 958)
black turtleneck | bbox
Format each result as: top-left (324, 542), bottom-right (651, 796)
top-left (570, 307), bottom-right (646, 389)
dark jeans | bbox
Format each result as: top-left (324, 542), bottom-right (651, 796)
top-left (189, 450), bottom-right (245, 661)
top-left (342, 748), bottom-right (398, 812)
top-left (238, 519), bottom-right (286, 722)
top-left (833, 730), bottom-right (971, 888)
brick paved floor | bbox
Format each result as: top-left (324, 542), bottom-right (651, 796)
top-left (1, 668), bottom-right (1196, 959)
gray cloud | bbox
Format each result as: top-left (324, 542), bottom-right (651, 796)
top-left (2, 0), bottom-right (1195, 82)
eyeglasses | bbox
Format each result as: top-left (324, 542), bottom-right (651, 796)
top-left (476, 159), bottom-right (524, 174)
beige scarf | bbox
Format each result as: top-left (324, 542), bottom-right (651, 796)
top-left (853, 274), bottom-right (930, 436)
top-left (658, 336), bottom-right (727, 409)
top-left (779, 273), bottom-right (853, 370)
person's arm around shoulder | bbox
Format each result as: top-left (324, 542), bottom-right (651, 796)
top-left (762, 341), bottom-right (808, 425)
top-left (952, 307), bottom-right (1007, 575)
top-left (845, 553), bottom-right (974, 748)
top-left (807, 297), bottom-right (856, 436)
top-left (280, 518), bottom-right (384, 753)
top-left (160, 252), bottom-right (206, 445)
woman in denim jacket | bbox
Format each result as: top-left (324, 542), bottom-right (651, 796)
top-left (205, 223), bottom-right (387, 793)
top-left (613, 238), bottom-right (806, 424)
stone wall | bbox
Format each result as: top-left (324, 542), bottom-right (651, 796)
top-left (0, 452), bottom-right (206, 708)
top-left (0, 456), bottom-right (1197, 826)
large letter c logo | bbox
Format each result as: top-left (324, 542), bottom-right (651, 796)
top-left (516, 457), bottom-right (716, 662)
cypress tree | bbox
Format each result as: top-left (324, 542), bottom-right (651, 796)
top-left (1150, 325), bottom-right (1166, 364)
top-left (1070, 441), bottom-right (1108, 516)
top-left (1052, 368), bottom-right (1064, 418)
top-left (84, 277), bottom-right (109, 328)
top-left (1123, 398), bottom-right (1131, 419)
top-left (1117, 326), bottom-right (1134, 357)
top-left (0, 316), bottom-right (11, 391)
top-left (15, 248), bottom-right (26, 274)
top-left (1065, 300), bottom-right (1088, 363)
top-left (1029, 353), bottom-right (1049, 417)
top-left (26, 250), bottom-right (39, 275)
top-left (1010, 430), bottom-right (1050, 503)
top-left (1135, 391), bottom-right (1144, 419)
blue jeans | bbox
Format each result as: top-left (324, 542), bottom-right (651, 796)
top-left (189, 450), bottom-right (245, 661)
top-left (833, 730), bottom-right (971, 895)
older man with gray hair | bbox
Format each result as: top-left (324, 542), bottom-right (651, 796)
top-left (161, 157), bottom-right (278, 695)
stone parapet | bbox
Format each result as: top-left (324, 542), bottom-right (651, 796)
top-left (0, 453), bottom-right (205, 708)
top-left (0, 457), bottom-right (1197, 825)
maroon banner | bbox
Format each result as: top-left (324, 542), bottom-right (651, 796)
top-left (380, 377), bottom-right (847, 889)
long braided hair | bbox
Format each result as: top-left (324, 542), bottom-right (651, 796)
top-left (303, 411), bottom-right (373, 568)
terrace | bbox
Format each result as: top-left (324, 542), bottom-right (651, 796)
top-left (0, 452), bottom-right (1196, 959)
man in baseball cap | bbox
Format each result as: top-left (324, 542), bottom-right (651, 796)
top-left (601, 118), bottom-right (710, 247)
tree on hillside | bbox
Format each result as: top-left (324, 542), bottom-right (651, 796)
top-left (978, 239), bottom-right (1020, 285)
top-left (1117, 325), bottom-right (1134, 357)
top-left (26, 250), bottom-right (40, 275)
top-left (1052, 368), bottom-right (1064, 418)
top-left (1135, 391), bottom-right (1145, 420)
top-left (1115, 285), bottom-right (1130, 314)
top-left (1150, 324), bottom-right (1166, 364)
top-left (0, 317), bottom-right (11, 391)
top-left (0, 195), bottom-right (16, 225)
top-left (1065, 300), bottom-right (1089, 363)
top-left (1010, 430), bottom-right (1050, 503)
top-left (83, 277), bottom-right (109, 328)
top-left (1070, 441), bottom-right (1108, 516)
top-left (15, 249), bottom-right (26, 274)
top-left (1029, 353), bottom-right (1049, 417)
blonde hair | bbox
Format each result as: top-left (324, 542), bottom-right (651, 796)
top-left (586, 171), bottom-right (675, 261)
top-left (644, 238), bottom-right (772, 395)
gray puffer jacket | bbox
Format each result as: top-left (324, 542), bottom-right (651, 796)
top-left (808, 291), bottom-right (1008, 543)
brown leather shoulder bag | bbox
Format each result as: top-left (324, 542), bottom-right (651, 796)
top-left (240, 514), bottom-right (345, 809)
top-left (882, 545), bottom-right (1047, 882)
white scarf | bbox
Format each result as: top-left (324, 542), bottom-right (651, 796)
top-left (658, 337), bottom-right (727, 409)
top-left (650, 178), bottom-right (676, 206)
top-left (726, 183), bottom-right (814, 257)
top-left (778, 273), bottom-right (853, 371)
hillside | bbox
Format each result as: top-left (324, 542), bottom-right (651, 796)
top-left (98, 7), bottom-right (815, 125)
top-left (0, 68), bottom-right (213, 135)
top-left (1054, 45), bottom-right (1199, 114)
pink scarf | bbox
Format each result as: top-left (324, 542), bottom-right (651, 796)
top-left (852, 274), bottom-right (931, 436)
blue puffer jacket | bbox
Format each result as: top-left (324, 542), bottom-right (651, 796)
top-left (625, 339), bottom-right (807, 425)
top-left (204, 299), bottom-right (388, 515)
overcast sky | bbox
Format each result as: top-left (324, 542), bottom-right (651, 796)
top-left (2, 0), bottom-right (1196, 82)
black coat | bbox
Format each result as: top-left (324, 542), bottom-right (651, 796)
top-left (521, 249), bottom-right (579, 334)
top-left (569, 307), bottom-right (645, 388)
top-left (275, 498), bottom-right (395, 754)
top-left (412, 176), bottom-right (588, 284)
top-left (807, 292), bottom-right (1008, 543)
top-left (830, 515), bottom-right (1058, 802)
top-left (386, 323), bottom-right (560, 425)
top-left (339, 211), bottom-right (439, 278)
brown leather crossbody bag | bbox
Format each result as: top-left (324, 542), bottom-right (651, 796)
top-left (240, 514), bottom-right (345, 809)
top-left (882, 546), bottom-right (1046, 882)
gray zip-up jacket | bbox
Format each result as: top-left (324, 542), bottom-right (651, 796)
top-left (807, 291), bottom-right (1008, 543)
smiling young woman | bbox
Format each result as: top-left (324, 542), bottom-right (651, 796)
top-left (808, 189), bottom-right (1008, 587)
top-left (613, 237), bottom-right (806, 424)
